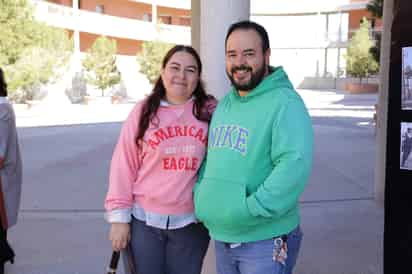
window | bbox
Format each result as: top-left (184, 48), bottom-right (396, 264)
top-left (179, 16), bottom-right (191, 26)
top-left (142, 13), bottom-right (152, 22)
top-left (159, 15), bottom-right (172, 25)
top-left (95, 4), bottom-right (104, 14)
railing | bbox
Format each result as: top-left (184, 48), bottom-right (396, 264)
top-left (251, 0), bottom-right (369, 15)
top-left (31, 0), bottom-right (190, 44)
top-left (270, 28), bottom-right (382, 49)
top-left (266, 29), bottom-right (381, 50)
top-left (322, 27), bottom-right (382, 45)
top-left (348, 27), bottom-right (382, 41)
top-left (128, 0), bottom-right (190, 10)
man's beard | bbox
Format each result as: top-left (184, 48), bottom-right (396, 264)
top-left (227, 63), bottom-right (267, 93)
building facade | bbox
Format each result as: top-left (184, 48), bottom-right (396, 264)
top-left (251, 0), bottom-right (382, 89)
top-left (31, 0), bottom-right (192, 98)
top-left (32, 0), bottom-right (380, 92)
top-left (37, 0), bottom-right (191, 56)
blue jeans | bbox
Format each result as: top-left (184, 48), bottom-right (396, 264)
top-left (129, 218), bottom-right (210, 274)
top-left (215, 226), bottom-right (303, 274)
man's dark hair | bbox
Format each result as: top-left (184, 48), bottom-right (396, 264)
top-left (0, 68), bottom-right (7, 97)
top-left (225, 20), bottom-right (270, 53)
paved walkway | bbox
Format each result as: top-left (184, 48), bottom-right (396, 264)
top-left (13, 89), bottom-right (377, 128)
top-left (13, 101), bottom-right (136, 128)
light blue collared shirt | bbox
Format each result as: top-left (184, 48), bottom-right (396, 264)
top-left (0, 97), bottom-right (9, 104)
top-left (106, 203), bottom-right (198, 230)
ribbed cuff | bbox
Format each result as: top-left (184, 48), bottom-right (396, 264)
top-left (105, 208), bottom-right (132, 223)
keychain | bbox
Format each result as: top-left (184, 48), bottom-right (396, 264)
top-left (272, 237), bottom-right (288, 265)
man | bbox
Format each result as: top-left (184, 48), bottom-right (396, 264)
top-left (194, 21), bottom-right (313, 274)
top-left (401, 127), bottom-right (412, 167)
top-left (0, 68), bottom-right (22, 274)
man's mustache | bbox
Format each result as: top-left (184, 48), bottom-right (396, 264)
top-left (231, 65), bottom-right (252, 74)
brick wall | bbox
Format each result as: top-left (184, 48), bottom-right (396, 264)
top-left (46, 0), bottom-right (72, 6)
top-left (80, 32), bottom-right (142, 56)
top-left (349, 9), bottom-right (383, 30)
top-left (79, 0), bottom-right (152, 20)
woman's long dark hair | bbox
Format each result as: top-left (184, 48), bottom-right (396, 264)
top-left (135, 45), bottom-right (214, 149)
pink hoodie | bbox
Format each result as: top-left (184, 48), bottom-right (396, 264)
top-left (105, 98), bottom-right (215, 221)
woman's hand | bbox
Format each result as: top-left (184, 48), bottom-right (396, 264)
top-left (109, 223), bottom-right (131, 251)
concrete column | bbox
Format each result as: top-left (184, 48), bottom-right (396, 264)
top-left (72, 0), bottom-right (81, 71)
top-left (199, 0), bottom-right (250, 99)
top-left (72, 0), bottom-right (80, 53)
top-left (324, 13), bottom-right (329, 77)
top-left (152, 1), bottom-right (157, 24)
top-left (375, 0), bottom-right (394, 206)
top-left (191, 0), bottom-right (200, 53)
top-left (323, 48), bottom-right (328, 77)
top-left (338, 12), bottom-right (343, 43)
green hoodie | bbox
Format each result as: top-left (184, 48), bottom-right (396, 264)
top-left (194, 67), bottom-right (313, 243)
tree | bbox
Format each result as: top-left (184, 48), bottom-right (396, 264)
top-left (82, 36), bottom-right (121, 96)
top-left (6, 28), bottom-right (72, 99)
top-left (366, 0), bottom-right (383, 63)
top-left (366, 0), bottom-right (383, 18)
top-left (137, 40), bottom-right (174, 84)
top-left (0, 0), bottom-right (73, 102)
top-left (0, 0), bottom-right (37, 66)
top-left (345, 18), bottom-right (379, 84)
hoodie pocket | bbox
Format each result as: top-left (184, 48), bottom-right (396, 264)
top-left (194, 177), bottom-right (261, 232)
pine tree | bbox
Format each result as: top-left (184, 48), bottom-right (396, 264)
top-left (346, 18), bottom-right (379, 84)
top-left (366, 0), bottom-right (383, 18)
top-left (82, 36), bottom-right (121, 96)
top-left (366, 0), bottom-right (383, 63)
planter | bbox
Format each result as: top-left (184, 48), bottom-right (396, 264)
top-left (345, 83), bottom-right (379, 94)
top-left (26, 100), bottom-right (41, 109)
top-left (12, 104), bottom-right (29, 112)
top-left (83, 95), bottom-right (93, 105)
top-left (83, 95), bottom-right (112, 105)
top-left (111, 95), bottom-right (121, 104)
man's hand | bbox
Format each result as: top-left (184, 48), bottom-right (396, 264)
top-left (109, 223), bottom-right (131, 251)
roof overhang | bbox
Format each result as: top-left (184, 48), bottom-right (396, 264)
top-left (251, 0), bottom-right (369, 16)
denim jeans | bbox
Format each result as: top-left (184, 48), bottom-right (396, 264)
top-left (129, 218), bottom-right (210, 274)
top-left (215, 226), bottom-right (303, 274)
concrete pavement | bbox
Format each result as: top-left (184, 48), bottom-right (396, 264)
top-left (13, 89), bottom-right (377, 128)
top-left (5, 89), bottom-right (383, 274)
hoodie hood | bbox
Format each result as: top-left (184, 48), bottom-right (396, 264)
top-left (229, 66), bottom-right (294, 102)
top-left (194, 65), bottom-right (313, 243)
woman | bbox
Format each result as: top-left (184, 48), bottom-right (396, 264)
top-left (105, 45), bottom-right (216, 274)
top-left (0, 68), bottom-right (23, 274)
